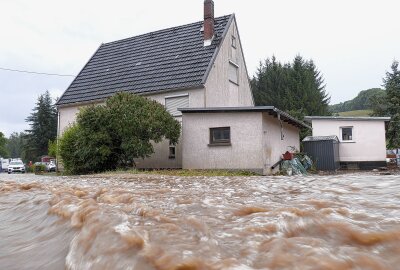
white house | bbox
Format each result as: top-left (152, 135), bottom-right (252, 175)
top-left (305, 116), bottom-right (390, 169)
top-left (180, 107), bottom-right (307, 175)
top-left (56, 0), bottom-right (308, 174)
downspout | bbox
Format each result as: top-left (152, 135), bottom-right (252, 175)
top-left (278, 113), bottom-right (284, 140)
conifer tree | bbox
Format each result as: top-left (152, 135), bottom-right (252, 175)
top-left (0, 132), bottom-right (8, 157)
top-left (24, 91), bottom-right (58, 161)
top-left (384, 60), bottom-right (400, 148)
top-left (251, 55), bottom-right (330, 118)
top-left (6, 132), bottom-right (25, 158)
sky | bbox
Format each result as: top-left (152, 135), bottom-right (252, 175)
top-left (0, 0), bottom-right (399, 137)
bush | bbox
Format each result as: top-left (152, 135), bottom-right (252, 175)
top-left (59, 92), bottom-right (181, 174)
top-left (26, 164), bottom-right (47, 174)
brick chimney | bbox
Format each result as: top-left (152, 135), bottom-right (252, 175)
top-left (203, 0), bottom-right (215, 46)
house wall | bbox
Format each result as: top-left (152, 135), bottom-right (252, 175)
top-left (135, 88), bottom-right (204, 168)
top-left (58, 88), bottom-right (205, 135)
top-left (59, 105), bottom-right (82, 134)
top-left (181, 112), bottom-right (264, 173)
top-left (262, 114), bottom-right (300, 175)
top-left (311, 119), bottom-right (387, 162)
top-left (134, 135), bottom-right (183, 169)
top-left (58, 88), bottom-right (205, 169)
top-left (204, 19), bottom-right (254, 107)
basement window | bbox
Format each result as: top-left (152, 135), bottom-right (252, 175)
top-left (209, 127), bottom-right (231, 146)
top-left (341, 127), bottom-right (353, 141)
top-left (169, 141), bottom-right (176, 159)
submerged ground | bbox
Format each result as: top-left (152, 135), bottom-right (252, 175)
top-left (1, 172), bottom-right (400, 270)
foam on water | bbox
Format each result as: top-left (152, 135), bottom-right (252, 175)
top-left (1, 172), bottom-right (400, 269)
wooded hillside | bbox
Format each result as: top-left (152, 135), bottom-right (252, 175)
top-left (329, 88), bottom-right (385, 113)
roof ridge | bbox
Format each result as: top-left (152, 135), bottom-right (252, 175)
top-left (103, 14), bottom-right (233, 46)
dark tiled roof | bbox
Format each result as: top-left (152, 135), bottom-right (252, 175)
top-left (57, 15), bottom-right (233, 106)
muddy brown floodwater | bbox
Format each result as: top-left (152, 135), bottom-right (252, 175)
top-left (1, 173), bottom-right (400, 270)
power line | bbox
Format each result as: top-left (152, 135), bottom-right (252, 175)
top-left (0, 67), bottom-right (75, 77)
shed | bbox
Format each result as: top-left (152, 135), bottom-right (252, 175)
top-left (303, 136), bottom-right (340, 171)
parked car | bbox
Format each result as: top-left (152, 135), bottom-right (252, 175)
top-left (47, 161), bottom-right (56, 172)
top-left (8, 160), bottom-right (26, 174)
top-left (34, 161), bottom-right (56, 172)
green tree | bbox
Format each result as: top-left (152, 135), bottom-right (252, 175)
top-left (24, 91), bottom-right (58, 161)
top-left (251, 55), bottom-right (330, 117)
top-left (59, 92), bottom-right (181, 174)
top-left (0, 132), bottom-right (8, 157)
top-left (369, 90), bottom-right (388, 117)
top-left (251, 55), bottom-right (330, 139)
top-left (384, 61), bottom-right (400, 148)
top-left (48, 139), bottom-right (57, 157)
top-left (330, 88), bottom-right (386, 113)
top-left (6, 132), bottom-right (25, 158)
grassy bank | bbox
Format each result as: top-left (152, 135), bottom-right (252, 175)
top-left (102, 169), bottom-right (259, 177)
top-left (338, 110), bottom-right (372, 117)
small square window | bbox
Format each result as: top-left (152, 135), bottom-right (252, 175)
top-left (209, 127), bottom-right (231, 145)
top-left (341, 127), bottom-right (353, 141)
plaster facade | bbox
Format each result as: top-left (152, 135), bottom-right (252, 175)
top-left (58, 88), bottom-right (205, 169)
top-left (181, 112), bottom-right (301, 175)
top-left (59, 105), bottom-right (81, 135)
top-left (182, 112), bottom-right (263, 172)
top-left (311, 119), bottom-right (387, 162)
top-left (204, 19), bottom-right (254, 107)
top-left (262, 113), bottom-right (300, 174)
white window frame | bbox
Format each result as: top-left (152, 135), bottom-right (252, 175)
top-left (228, 61), bottom-right (239, 85)
top-left (164, 93), bottom-right (189, 117)
top-left (168, 141), bottom-right (176, 159)
top-left (340, 126), bottom-right (354, 142)
top-left (231, 35), bottom-right (237, 48)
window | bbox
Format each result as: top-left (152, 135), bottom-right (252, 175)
top-left (169, 141), bottom-right (176, 159)
top-left (341, 127), bottom-right (353, 141)
top-left (229, 44), bottom-right (237, 62)
top-left (229, 62), bottom-right (239, 85)
top-left (165, 94), bottom-right (189, 117)
top-left (230, 31), bottom-right (237, 62)
top-left (231, 35), bottom-right (237, 48)
top-left (209, 127), bottom-right (231, 145)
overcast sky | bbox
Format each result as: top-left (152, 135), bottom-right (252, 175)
top-left (1, 0), bottom-right (399, 137)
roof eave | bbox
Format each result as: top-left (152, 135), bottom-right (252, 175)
top-left (56, 84), bottom-right (205, 108)
top-left (304, 116), bottom-right (391, 122)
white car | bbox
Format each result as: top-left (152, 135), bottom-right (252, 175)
top-left (47, 161), bottom-right (56, 172)
top-left (8, 160), bottom-right (26, 174)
